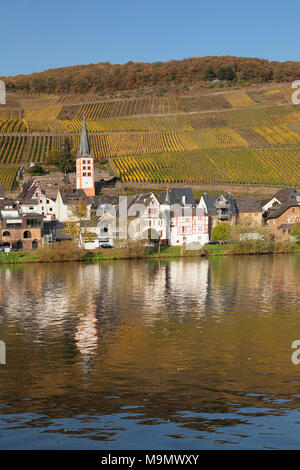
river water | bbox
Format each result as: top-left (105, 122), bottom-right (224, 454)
top-left (1, 255), bottom-right (300, 449)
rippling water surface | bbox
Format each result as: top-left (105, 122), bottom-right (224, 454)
top-left (1, 255), bottom-right (300, 449)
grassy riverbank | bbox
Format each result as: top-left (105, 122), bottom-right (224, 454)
top-left (1, 241), bottom-right (300, 265)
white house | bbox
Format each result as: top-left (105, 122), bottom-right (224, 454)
top-left (170, 208), bottom-right (209, 246)
top-left (17, 179), bottom-right (56, 220)
top-left (56, 188), bottom-right (92, 222)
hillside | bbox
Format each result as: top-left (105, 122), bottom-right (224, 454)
top-left (0, 79), bottom-right (299, 191)
top-left (2, 56), bottom-right (300, 95)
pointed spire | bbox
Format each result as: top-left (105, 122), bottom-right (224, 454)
top-left (77, 117), bottom-right (92, 158)
top-left (164, 189), bottom-right (172, 204)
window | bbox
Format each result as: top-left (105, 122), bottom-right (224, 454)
top-left (23, 230), bottom-right (32, 239)
top-left (26, 219), bottom-right (41, 228)
top-left (2, 231), bottom-right (10, 237)
top-left (83, 172), bottom-right (86, 176)
top-left (88, 173), bottom-right (91, 176)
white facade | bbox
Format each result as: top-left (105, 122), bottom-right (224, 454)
top-left (261, 197), bottom-right (280, 213)
top-left (56, 190), bottom-right (92, 222)
top-left (170, 212), bottom-right (209, 246)
top-left (18, 180), bottom-right (56, 220)
top-left (76, 157), bottom-right (95, 196)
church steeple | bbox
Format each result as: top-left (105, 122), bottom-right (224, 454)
top-left (78, 117), bottom-right (91, 158)
top-left (76, 117), bottom-right (95, 196)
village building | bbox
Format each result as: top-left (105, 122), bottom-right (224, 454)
top-left (43, 220), bottom-right (71, 244)
top-left (262, 188), bottom-right (300, 214)
top-left (0, 197), bottom-right (43, 250)
top-left (266, 201), bottom-right (300, 240)
top-left (198, 193), bottom-right (237, 237)
top-left (17, 179), bottom-right (56, 220)
top-left (55, 188), bottom-right (93, 222)
top-left (170, 207), bottom-right (209, 246)
top-left (233, 197), bottom-right (263, 226)
top-left (159, 188), bottom-right (196, 242)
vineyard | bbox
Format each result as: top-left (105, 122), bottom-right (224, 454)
top-left (0, 85), bottom-right (300, 189)
top-left (112, 147), bottom-right (300, 186)
top-left (0, 165), bottom-right (20, 190)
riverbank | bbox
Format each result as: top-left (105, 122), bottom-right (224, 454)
top-left (1, 241), bottom-right (300, 265)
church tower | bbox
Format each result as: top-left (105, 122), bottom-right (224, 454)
top-left (76, 117), bottom-right (95, 196)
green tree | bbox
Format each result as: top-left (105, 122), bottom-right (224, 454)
top-left (58, 137), bottom-right (76, 174)
top-left (204, 66), bottom-right (216, 81)
top-left (29, 164), bottom-right (44, 175)
top-left (211, 222), bottom-right (231, 241)
top-left (292, 222), bottom-right (300, 241)
top-left (217, 65), bottom-right (236, 81)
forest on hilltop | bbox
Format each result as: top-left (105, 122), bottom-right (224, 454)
top-left (2, 56), bottom-right (300, 95)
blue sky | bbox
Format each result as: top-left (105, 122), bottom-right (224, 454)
top-left (1, 0), bottom-right (299, 76)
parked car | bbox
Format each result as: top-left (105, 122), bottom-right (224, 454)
top-left (205, 240), bottom-right (219, 245)
top-left (0, 246), bottom-right (11, 252)
top-left (144, 242), bottom-right (156, 247)
top-left (100, 243), bottom-right (113, 249)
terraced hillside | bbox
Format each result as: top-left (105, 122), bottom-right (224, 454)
top-left (0, 83), bottom-right (299, 189)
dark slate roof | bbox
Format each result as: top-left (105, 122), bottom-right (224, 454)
top-left (90, 195), bottom-right (119, 209)
top-left (267, 202), bottom-right (300, 219)
top-left (234, 197), bottom-right (263, 214)
top-left (0, 198), bottom-right (18, 210)
top-left (44, 220), bottom-right (65, 229)
top-left (77, 117), bottom-right (92, 158)
top-left (114, 193), bottom-right (156, 217)
top-left (273, 188), bottom-right (300, 204)
top-left (170, 207), bottom-right (206, 218)
top-left (59, 188), bottom-right (89, 205)
top-left (202, 193), bottom-right (237, 217)
top-left (18, 180), bottom-right (37, 202)
top-left (160, 188), bottom-right (195, 206)
top-left (43, 221), bottom-right (71, 240)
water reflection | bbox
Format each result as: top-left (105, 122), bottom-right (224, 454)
top-left (0, 255), bottom-right (300, 448)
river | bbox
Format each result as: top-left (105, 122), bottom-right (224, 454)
top-left (1, 255), bottom-right (300, 449)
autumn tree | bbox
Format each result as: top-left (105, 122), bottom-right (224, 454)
top-left (64, 200), bottom-right (90, 248)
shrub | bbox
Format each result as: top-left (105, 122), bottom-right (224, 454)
top-left (29, 164), bottom-right (45, 175)
top-left (125, 240), bottom-right (147, 259)
top-left (211, 222), bottom-right (231, 241)
top-left (36, 241), bottom-right (86, 262)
